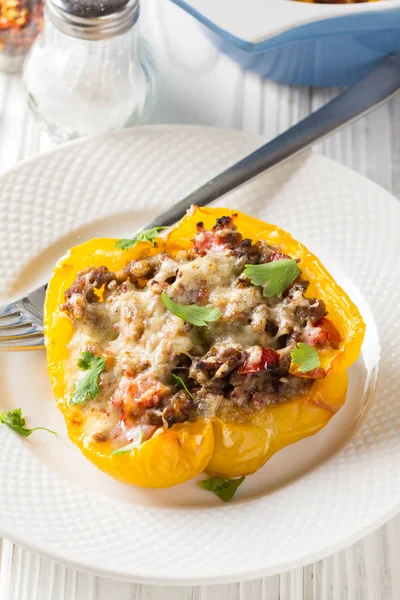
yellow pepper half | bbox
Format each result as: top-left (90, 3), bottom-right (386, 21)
top-left (44, 207), bottom-right (365, 487)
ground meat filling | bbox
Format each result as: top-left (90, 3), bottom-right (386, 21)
top-left (62, 216), bottom-right (338, 445)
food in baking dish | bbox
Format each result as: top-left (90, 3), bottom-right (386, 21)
top-left (44, 207), bottom-right (365, 489)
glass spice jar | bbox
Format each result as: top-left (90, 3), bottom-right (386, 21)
top-left (0, 0), bottom-right (44, 72)
top-left (23, 0), bottom-right (157, 143)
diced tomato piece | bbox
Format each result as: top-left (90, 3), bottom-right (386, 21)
top-left (110, 378), bottom-right (136, 407)
top-left (195, 230), bottom-right (216, 251)
top-left (238, 348), bottom-right (280, 374)
top-left (110, 377), bottom-right (168, 413)
top-left (269, 251), bottom-right (290, 262)
top-left (193, 229), bottom-right (222, 255)
top-left (309, 317), bottom-right (342, 348)
top-left (303, 317), bottom-right (342, 348)
top-left (316, 318), bottom-right (342, 345)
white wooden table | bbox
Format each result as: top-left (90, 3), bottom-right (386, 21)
top-left (0, 3), bottom-right (400, 597)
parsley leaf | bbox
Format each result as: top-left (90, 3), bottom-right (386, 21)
top-left (161, 293), bottom-right (222, 327)
top-left (0, 408), bottom-right (58, 437)
top-left (290, 343), bottom-right (320, 373)
top-left (244, 259), bottom-right (300, 298)
top-left (111, 428), bottom-right (144, 455)
top-left (116, 227), bottom-right (169, 250)
top-left (200, 476), bottom-right (245, 503)
top-left (171, 374), bottom-right (196, 401)
top-left (28, 92), bottom-right (37, 108)
top-left (70, 352), bottom-right (107, 406)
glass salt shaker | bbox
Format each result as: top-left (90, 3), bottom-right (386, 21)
top-left (23, 0), bottom-right (157, 143)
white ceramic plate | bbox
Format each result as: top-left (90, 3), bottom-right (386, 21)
top-left (0, 126), bottom-right (399, 585)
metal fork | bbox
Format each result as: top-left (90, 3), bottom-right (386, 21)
top-left (0, 285), bottom-right (47, 351)
top-left (2, 53), bottom-right (400, 351)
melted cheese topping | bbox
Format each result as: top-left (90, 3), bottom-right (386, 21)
top-left (65, 239), bottom-right (326, 447)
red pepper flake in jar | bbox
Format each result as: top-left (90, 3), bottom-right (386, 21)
top-left (0, 0), bottom-right (44, 72)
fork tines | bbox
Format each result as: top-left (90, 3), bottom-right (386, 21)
top-left (0, 306), bottom-right (45, 350)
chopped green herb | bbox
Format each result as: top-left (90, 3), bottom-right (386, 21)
top-left (290, 343), bottom-right (320, 373)
top-left (161, 293), bottom-right (221, 327)
top-left (171, 373), bottom-right (196, 401)
top-left (115, 226), bottom-right (169, 250)
top-left (70, 352), bottom-right (107, 406)
top-left (0, 408), bottom-right (57, 437)
top-left (244, 259), bottom-right (300, 298)
top-left (200, 475), bottom-right (245, 503)
top-left (28, 92), bottom-right (38, 108)
top-left (111, 429), bottom-right (144, 455)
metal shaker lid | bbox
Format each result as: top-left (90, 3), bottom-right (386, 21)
top-left (50, 0), bottom-right (130, 18)
top-left (46, 0), bottom-right (139, 40)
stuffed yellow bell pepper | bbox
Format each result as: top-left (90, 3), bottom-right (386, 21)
top-left (44, 207), bottom-right (365, 490)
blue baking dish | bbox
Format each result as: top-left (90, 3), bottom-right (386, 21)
top-left (170, 0), bottom-right (400, 86)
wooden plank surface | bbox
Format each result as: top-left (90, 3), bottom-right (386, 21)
top-left (0, 38), bottom-right (399, 600)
